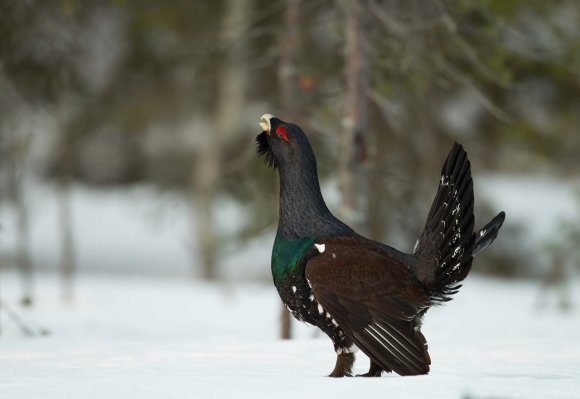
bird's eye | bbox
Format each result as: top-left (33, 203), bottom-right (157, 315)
top-left (276, 126), bottom-right (289, 142)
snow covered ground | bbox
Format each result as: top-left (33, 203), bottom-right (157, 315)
top-left (0, 182), bottom-right (273, 280)
top-left (1, 271), bottom-right (579, 399)
top-left (1, 176), bottom-right (579, 397)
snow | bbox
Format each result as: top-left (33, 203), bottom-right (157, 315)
top-left (1, 175), bottom-right (578, 278)
top-left (0, 183), bottom-right (192, 276)
top-left (0, 182), bottom-right (269, 279)
top-left (479, 175), bottom-right (580, 243)
top-left (1, 176), bottom-right (579, 397)
top-left (1, 271), bottom-right (579, 399)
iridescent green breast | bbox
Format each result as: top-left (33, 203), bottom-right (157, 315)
top-left (271, 235), bottom-right (316, 282)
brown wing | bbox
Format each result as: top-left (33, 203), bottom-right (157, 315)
top-left (305, 236), bottom-right (432, 375)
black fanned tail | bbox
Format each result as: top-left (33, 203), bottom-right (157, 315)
top-left (414, 142), bottom-right (475, 304)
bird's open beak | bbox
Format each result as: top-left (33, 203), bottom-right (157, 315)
top-left (259, 113), bottom-right (275, 134)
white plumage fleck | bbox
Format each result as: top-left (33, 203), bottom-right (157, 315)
top-left (318, 304), bottom-right (324, 314)
top-left (314, 243), bottom-right (325, 253)
top-left (342, 344), bottom-right (358, 354)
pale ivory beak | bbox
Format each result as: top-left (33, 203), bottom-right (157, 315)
top-left (259, 113), bottom-right (275, 133)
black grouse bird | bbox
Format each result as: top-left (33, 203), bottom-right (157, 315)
top-left (256, 114), bottom-right (505, 377)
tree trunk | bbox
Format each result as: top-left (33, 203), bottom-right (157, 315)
top-left (277, 0), bottom-right (302, 339)
top-left (56, 131), bottom-right (76, 304)
top-left (278, 0), bottom-right (301, 123)
top-left (366, 123), bottom-right (387, 241)
top-left (7, 133), bottom-right (34, 306)
top-left (339, 0), bottom-right (371, 230)
top-left (193, 0), bottom-right (253, 280)
top-left (58, 173), bottom-right (75, 303)
top-left (15, 166), bottom-right (33, 307)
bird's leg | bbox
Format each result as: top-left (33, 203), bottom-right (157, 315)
top-left (356, 360), bottom-right (384, 377)
top-left (328, 352), bottom-right (355, 377)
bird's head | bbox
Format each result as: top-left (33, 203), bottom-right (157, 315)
top-left (256, 113), bottom-right (315, 169)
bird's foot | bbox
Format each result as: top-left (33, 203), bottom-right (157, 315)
top-left (355, 361), bottom-right (384, 377)
top-left (328, 352), bottom-right (355, 378)
top-left (329, 370), bottom-right (352, 378)
top-left (355, 370), bottom-right (382, 377)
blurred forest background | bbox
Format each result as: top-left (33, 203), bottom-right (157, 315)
top-left (1, 0), bottom-right (579, 325)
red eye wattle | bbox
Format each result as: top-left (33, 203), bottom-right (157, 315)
top-left (276, 126), bottom-right (288, 142)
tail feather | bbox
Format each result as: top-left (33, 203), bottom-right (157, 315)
top-left (414, 143), bottom-right (476, 303)
top-left (473, 211), bottom-right (506, 256)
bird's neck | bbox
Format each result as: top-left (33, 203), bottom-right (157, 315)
top-left (277, 161), bottom-right (353, 238)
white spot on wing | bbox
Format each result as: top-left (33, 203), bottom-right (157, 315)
top-left (291, 286), bottom-right (296, 293)
top-left (314, 243), bottom-right (325, 253)
top-left (318, 304), bottom-right (324, 314)
top-left (451, 231), bottom-right (461, 245)
top-left (413, 239), bottom-right (419, 254)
